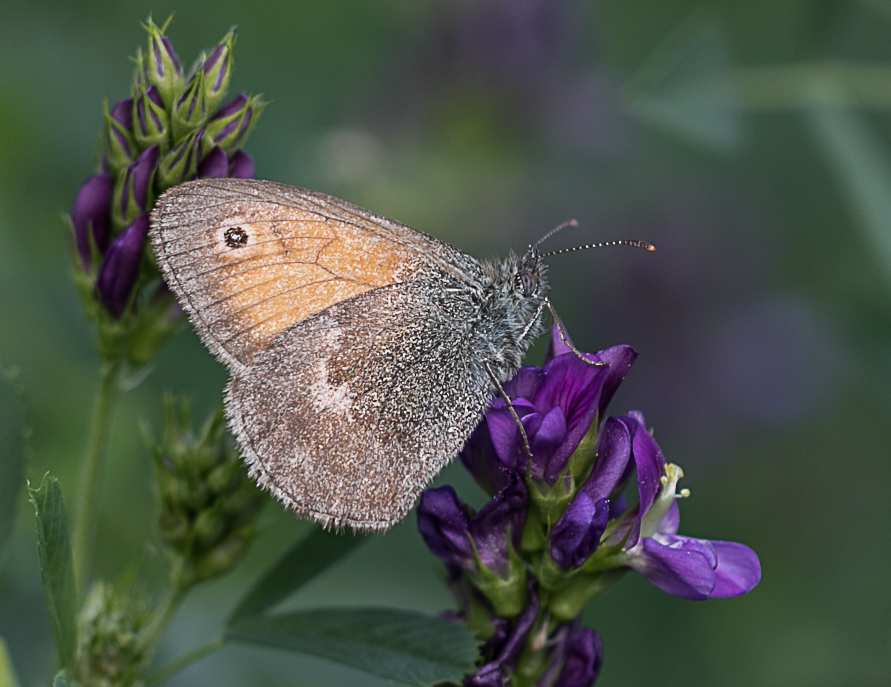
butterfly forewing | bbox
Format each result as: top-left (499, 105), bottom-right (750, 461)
top-left (150, 179), bottom-right (464, 368)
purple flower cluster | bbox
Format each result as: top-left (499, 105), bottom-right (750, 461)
top-left (70, 19), bottom-right (264, 321)
top-left (418, 325), bottom-right (761, 686)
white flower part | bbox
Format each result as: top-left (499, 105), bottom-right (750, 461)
top-left (639, 463), bottom-right (684, 540)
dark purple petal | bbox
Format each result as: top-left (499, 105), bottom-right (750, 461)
top-left (71, 173), bottom-right (112, 268)
top-left (466, 584), bottom-right (539, 686)
top-left (657, 500), bottom-right (680, 536)
top-left (529, 406), bottom-right (568, 479)
top-left (227, 150), bottom-right (255, 179)
top-left (579, 416), bottom-right (632, 502)
top-left (502, 364), bottom-right (545, 400)
top-left (460, 414), bottom-right (511, 496)
top-left (468, 473), bottom-right (527, 575)
top-left (629, 536), bottom-right (717, 600)
top-left (549, 491), bottom-right (609, 568)
top-left (110, 97), bottom-right (133, 131)
top-left (532, 354), bottom-right (610, 484)
top-left (709, 541), bottom-right (762, 597)
top-left (417, 486), bottom-right (474, 570)
top-left (199, 147), bottom-right (229, 178)
top-left (211, 93), bottom-right (247, 120)
top-left (591, 345), bottom-right (638, 418)
top-left (120, 145), bottom-right (159, 215)
top-left (485, 399), bottom-right (537, 472)
top-left (554, 625), bottom-right (603, 687)
top-left (96, 214), bottom-right (149, 318)
top-left (543, 320), bottom-right (574, 364)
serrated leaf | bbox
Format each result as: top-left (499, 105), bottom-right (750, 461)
top-left (0, 637), bottom-right (21, 687)
top-left (29, 475), bottom-right (77, 667)
top-left (0, 367), bottom-right (26, 555)
top-left (626, 13), bottom-right (742, 150)
top-left (806, 103), bottom-right (891, 288)
top-left (227, 526), bottom-right (366, 625)
top-left (227, 608), bottom-right (478, 686)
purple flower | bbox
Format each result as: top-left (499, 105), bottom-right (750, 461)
top-left (418, 473), bottom-right (527, 578)
top-left (464, 585), bottom-right (539, 687)
top-left (227, 150), bottom-right (255, 179)
top-left (71, 173), bottom-right (112, 269)
top-left (460, 323), bottom-right (637, 492)
top-left (172, 71), bottom-right (208, 139)
top-left (143, 18), bottom-right (184, 107)
top-left (115, 144), bottom-right (159, 226)
top-left (554, 625), bottom-right (603, 687)
top-left (96, 213), bottom-right (149, 318)
top-left (548, 490), bottom-right (609, 569)
top-left (621, 469), bottom-right (762, 600)
top-left (202, 31), bottom-right (234, 110)
top-left (103, 97), bottom-right (136, 169)
top-left (158, 128), bottom-right (203, 188)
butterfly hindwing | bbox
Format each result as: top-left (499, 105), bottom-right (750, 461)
top-left (225, 279), bottom-right (493, 531)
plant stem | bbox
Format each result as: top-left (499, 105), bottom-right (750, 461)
top-left (143, 636), bottom-right (225, 687)
top-left (72, 358), bottom-right (121, 591)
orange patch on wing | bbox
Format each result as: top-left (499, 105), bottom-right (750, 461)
top-left (205, 216), bottom-right (415, 354)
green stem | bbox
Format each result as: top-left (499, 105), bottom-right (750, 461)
top-left (143, 586), bottom-right (186, 651)
top-left (143, 636), bottom-right (224, 687)
top-left (72, 358), bottom-right (122, 591)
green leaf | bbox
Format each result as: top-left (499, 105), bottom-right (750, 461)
top-left (228, 526), bottom-right (366, 625)
top-left (29, 475), bottom-right (77, 667)
top-left (0, 637), bottom-right (21, 687)
top-left (806, 103), bottom-right (891, 288)
top-left (227, 608), bottom-right (479, 686)
top-left (626, 12), bottom-right (742, 151)
top-left (0, 367), bottom-right (27, 555)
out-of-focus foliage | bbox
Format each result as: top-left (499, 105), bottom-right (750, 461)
top-left (1, 1), bottom-right (889, 685)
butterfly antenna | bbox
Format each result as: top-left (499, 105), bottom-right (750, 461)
top-left (534, 219), bottom-right (579, 248)
top-left (541, 239), bottom-right (655, 258)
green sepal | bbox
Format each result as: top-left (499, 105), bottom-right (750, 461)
top-left (566, 409), bottom-right (599, 484)
top-left (202, 30), bottom-right (235, 113)
top-left (526, 471), bottom-right (574, 531)
top-left (157, 128), bottom-right (202, 189)
top-left (132, 85), bottom-right (170, 150)
top-left (101, 99), bottom-right (136, 173)
top-left (469, 537), bottom-right (528, 619)
top-left (126, 284), bottom-right (184, 367)
top-left (203, 94), bottom-right (267, 156)
top-left (546, 569), bottom-right (627, 622)
top-left (171, 70), bottom-right (208, 141)
top-left (142, 17), bottom-right (184, 109)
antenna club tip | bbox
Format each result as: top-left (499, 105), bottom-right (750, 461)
top-left (646, 243), bottom-right (656, 252)
top-left (568, 219), bottom-right (579, 227)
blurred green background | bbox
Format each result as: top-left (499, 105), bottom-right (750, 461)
top-left (1, 0), bottom-right (890, 685)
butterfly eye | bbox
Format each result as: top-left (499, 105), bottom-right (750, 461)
top-left (516, 269), bottom-right (538, 297)
top-left (224, 226), bottom-right (249, 249)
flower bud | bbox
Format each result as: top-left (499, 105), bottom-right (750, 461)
top-left (113, 145), bottom-right (159, 229)
top-left (203, 94), bottom-right (266, 155)
top-left (143, 17), bottom-right (184, 107)
top-left (171, 70), bottom-right (208, 140)
top-left (133, 85), bottom-right (169, 149)
top-left (198, 146), bottom-right (228, 178)
top-left (102, 98), bottom-right (136, 171)
top-left (71, 173), bottom-right (112, 269)
top-left (228, 149), bottom-right (255, 178)
top-left (553, 625), bottom-right (603, 687)
top-left (157, 128), bottom-right (203, 188)
top-left (70, 583), bottom-right (149, 687)
top-left (202, 30), bottom-right (235, 112)
top-left (548, 491), bottom-right (609, 569)
top-left (96, 213), bottom-right (149, 319)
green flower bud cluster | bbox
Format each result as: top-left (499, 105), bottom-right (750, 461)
top-left (149, 397), bottom-right (264, 591)
top-left (69, 583), bottom-right (150, 687)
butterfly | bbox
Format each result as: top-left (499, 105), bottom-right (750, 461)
top-left (150, 178), bottom-right (651, 532)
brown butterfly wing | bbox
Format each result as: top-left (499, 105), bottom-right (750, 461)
top-left (149, 178), bottom-right (468, 370)
top-left (226, 278), bottom-right (494, 532)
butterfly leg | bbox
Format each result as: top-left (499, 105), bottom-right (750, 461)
top-left (545, 299), bottom-right (608, 367)
top-left (483, 359), bottom-right (533, 459)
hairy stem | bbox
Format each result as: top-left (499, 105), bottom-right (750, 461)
top-left (72, 358), bottom-right (121, 591)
